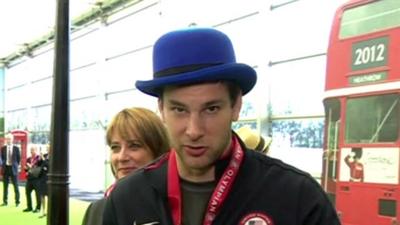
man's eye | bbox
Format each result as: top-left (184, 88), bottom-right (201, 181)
top-left (171, 106), bottom-right (186, 113)
top-left (206, 106), bottom-right (220, 113)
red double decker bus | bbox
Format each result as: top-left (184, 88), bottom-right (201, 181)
top-left (322, 0), bottom-right (400, 224)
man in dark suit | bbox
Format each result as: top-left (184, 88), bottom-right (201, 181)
top-left (1, 133), bottom-right (21, 206)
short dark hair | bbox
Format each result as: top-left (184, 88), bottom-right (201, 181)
top-left (224, 80), bottom-right (241, 107)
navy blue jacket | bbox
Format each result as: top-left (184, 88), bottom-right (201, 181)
top-left (103, 141), bottom-right (340, 225)
top-left (1, 145), bottom-right (21, 175)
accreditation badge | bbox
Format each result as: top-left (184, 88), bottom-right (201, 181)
top-left (239, 212), bottom-right (274, 225)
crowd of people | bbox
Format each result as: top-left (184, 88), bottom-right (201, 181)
top-left (0, 135), bottom-right (49, 219)
top-left (1, 27), bottom-right (340, 225)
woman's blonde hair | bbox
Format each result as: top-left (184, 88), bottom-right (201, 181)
top-left (106, 107), bottom-right (170, 158)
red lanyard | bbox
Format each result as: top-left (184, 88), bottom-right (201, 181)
top-left (167, 136), bottom-right (244, 225)
top-left (104, 182), bottom-right (116, 197)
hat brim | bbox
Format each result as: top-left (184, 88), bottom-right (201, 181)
top-left (260, 136), bottom-right (272, 154)
top-left (135, 63), bottom-right (256, 97)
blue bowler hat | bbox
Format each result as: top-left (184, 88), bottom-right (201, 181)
top-left (135, 27), bottom-right (257, 97)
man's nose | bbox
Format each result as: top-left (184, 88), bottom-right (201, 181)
top-left (185, 114), bottom-right (204, 140)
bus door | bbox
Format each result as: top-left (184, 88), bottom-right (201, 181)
top-left (322, 98), bottom-right (341, 204)
top-left (11, 130), bottom-right (28, 181)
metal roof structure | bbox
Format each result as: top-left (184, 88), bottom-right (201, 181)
top-left (0, 0), bottom-right (138, 68)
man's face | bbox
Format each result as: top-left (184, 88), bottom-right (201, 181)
top-left (30, 147), bottom-right (37, 156)
top-left (159, 82), bottom-right (242, 181)
top-left (5, 136), bottom-right (12, 145)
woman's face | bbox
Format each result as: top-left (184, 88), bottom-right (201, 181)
top-left (110, 132), bottom-right (155, 180)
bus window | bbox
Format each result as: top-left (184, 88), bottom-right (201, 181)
top-left (339, 0), bottom-right (400, 39)
top-left (345, 93), bottom-right (399, 143)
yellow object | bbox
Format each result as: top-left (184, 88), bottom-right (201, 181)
top-left (236, 126), bottom-right (272, 154)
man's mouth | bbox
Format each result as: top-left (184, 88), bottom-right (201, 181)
top-left (183, 145), bottom-right (207, 157)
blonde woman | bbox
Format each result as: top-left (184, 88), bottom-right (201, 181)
top-left (82, 107), bottom-right (170, 225)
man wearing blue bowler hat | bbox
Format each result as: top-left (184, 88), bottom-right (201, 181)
top-left (102, 27), bottom-right (340, 225)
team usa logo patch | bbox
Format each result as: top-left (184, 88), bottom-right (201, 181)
top-left (239, 212), bottom-right (274, 225)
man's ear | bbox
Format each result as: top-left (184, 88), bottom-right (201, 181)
top-left (158, 98), bottom-right (165, 122)
top-left (232, 94), bottom-right (242, 122)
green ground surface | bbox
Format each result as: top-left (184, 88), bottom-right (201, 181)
top-left (0, 184), bottom-right (90, 225)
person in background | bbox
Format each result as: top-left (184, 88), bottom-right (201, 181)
top-left (345, 147), bottom-right (364, 182)
top-left (102, 27), bottom-right (340, 225)
top-left (1, 133), bottom-right (21, 207)
top-left (38, 145), bottom-right (50, 218)
top-left (235, 126), bottom-right (272, 154)
top-left (23, 145), bottom-right (42, 213)
top-left (82, 107), bottom-right (170, 225)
